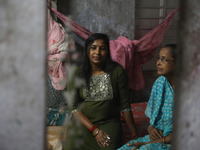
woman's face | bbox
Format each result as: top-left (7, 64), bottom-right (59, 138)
top-left (156, 47), bottom-right (176, 76)
top-left (88, 39), bottom-right (108, 66)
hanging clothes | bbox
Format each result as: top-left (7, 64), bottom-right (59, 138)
top-left (109, 8), bottom-right (178, 90)
top-left (47, 9), bottom-right (75, 126)
top-left (50, 7), bottom-right (179, 90)
top-left (47, 9), bottom-right (75, 90)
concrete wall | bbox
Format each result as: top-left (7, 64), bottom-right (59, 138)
top-left (0, 1), bottom-right (46, 150)
top-left (173, 0), bottom-right (200, 149)
top-left (58, 0), bottom-right (135, 45)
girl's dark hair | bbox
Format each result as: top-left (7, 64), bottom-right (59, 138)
top-left (162, 44), bottom-right (177, 60)
top-left (80, 33), bottom-right (117, 86)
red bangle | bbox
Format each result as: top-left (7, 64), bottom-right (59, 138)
top-left (89, 125), bottom-right (97, 132)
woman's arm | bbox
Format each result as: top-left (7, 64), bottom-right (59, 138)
top-left (115, 66), bottom-right (138, 138)
top-left (128, 134), bottom-right (172, 150)
top-left (122, 111), bottom-right (138, 138)
top-left (73, 110), bottom-right (111, 147)
top-left (147, 134), bottom-right (172, 144)
top-left (73, 110), bottom-right (93, 130)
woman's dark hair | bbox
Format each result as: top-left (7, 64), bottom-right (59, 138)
top-left (80, 33), bottom-right (117, 86)
top-left (162, 44), bottom-right (177, 60)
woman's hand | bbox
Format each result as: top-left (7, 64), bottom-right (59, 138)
top-left (73, 111), bottom-right (111, 147)
top-left (93, 129), bottom-right (111, 147)
top-left (128, 142), bottom-right (149, 150)
top-left (148, 125), bottom-right (163, 141)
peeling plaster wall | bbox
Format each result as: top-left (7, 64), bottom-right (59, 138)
top-left (173, 0), bottom-right (200, 149)
top-left (58, 0), bottom-right (135, 45)
top-left (0, 1), bottom-right (46, 150)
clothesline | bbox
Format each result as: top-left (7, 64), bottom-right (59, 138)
top-left (49, 7), bottom-right (179, 90)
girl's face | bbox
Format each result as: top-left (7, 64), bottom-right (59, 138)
top-left (88, 39), bottom-right (108, 66)
top-left (156, 47), bottom-right (176, 76)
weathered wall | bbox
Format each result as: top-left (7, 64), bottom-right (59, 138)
top-left (0, 1), bottom-right (46, 150)
top-left (58, 0), bottom-right (135, 45)
top-left (173, 0), bottom-right (200, 149)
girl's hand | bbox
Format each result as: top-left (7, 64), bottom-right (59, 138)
top-left (93, 129), bottom-right (111, 147)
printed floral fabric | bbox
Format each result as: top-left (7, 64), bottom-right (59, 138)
top-left (117, 76), bottom-right (174, 150)
top-left (47, 75), bottom-right (70, 126)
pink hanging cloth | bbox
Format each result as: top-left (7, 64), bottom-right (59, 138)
top-left (110, 8), bottom-right (179, 90)
top-left (47, 9), bottom-right (75, 90)
top-left (51, 7), bottom-right (179, 90)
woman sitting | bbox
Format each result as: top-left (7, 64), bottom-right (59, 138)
top-left (117, 44), bottom-right (176, 150)
top-left (65, 33), bottom-right (137, 150)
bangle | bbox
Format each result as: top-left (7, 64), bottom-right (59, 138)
top-left (162, 137), bottom-right (165, 144)
top-left (89, 125), bottom-right (97, 132)
top-left (94, 129), bottom-right (99, 137)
